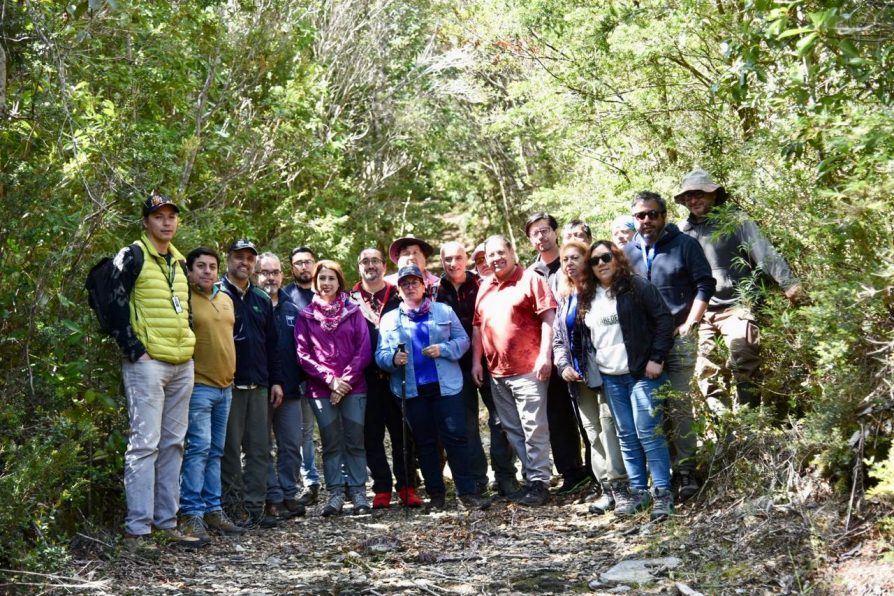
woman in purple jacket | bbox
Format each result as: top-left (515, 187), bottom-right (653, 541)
top-left (295, 260), bottom-right (372, 516)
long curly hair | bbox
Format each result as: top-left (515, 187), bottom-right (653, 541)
top-left (588, 240), bottom-right (634, 300)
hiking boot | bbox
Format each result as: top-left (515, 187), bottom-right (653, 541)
top-left (282, 498), bottom-right (307, 518)
top-left (122, 533), bottom-right (158, 556)
top-left (496, 477), bottom-right (521, 497)
top-left (398, 486), bottom-right (423, 507)
top-left (516, 481), bottom-right (550, 506)
top-left (179, 514), bottom-right (210, 543)
top-left (673, 470), bottom-right (700, 502)
top-left (588, 481), bottom-right (618, 515)
top-left (555, 472), bottom-right (592, 495)
top-left (265, 502), bottom-right (285, 519)
top-left (506, 483), bottom-right (530, 503)
top-left (298, 484), bottom-right (320, 506)
top-left (426, 494), bottom-right (446, 512)
top-left (242, 509), bottom-right (278, 529)
top-left (458, 493), bottom-right (493, 511)
top-left (157, 527), bottom-right (207, 549)
top-left (204, 510), bottom-right (244, 536)
top-left (372, 492), bottom-right (392, 509)
top-left (350, 489), bottom-right (372, 516)
top-left (650, 487), bottom-right (674, 522)
top-left (614, 486), bottom-right (651, 517)
top-left (321, 492), bottom-right (344, 517)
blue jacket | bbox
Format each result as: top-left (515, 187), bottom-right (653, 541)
top-left (375, 302), bottom-right (470, 399)
top-left (220, 276), bottom-right (283, 388)
top-left (273, 292), bottom-right (305, 399)
top-left (624, 223), bottom-right (716, 326)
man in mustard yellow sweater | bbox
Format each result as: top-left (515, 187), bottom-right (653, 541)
top-left (108, 193), bottom-right (199, 551)
top-left (178, 247), bottom-right (246, 541)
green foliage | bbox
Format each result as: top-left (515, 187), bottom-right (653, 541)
top-left (1, 0), bottom-right (893, 572)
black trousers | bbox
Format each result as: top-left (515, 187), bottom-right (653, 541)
top-left (547, 370), bottom-right (591, 481)
top-left (364, 369), bottom-right (417, 493)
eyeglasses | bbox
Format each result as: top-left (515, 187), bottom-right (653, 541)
top-left (258, 269), bottom-right (282, 277)
top-left (292, 259), bottom-right (314, 267)
top-left (682, 190), bottom-right (709, 200)
top-left (359, 258), bottom-right (383, 266)
top-left (588, 253), bottom-right (613, 266)
top-left (529, 227), bottom-right (553, 238)
top-left (398, 279), bottom-right (422, 289)
top-left (633, 210), bottom-right (665, 221)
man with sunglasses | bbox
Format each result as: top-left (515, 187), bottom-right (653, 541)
top-left (624, 191), bottom-right (715, 502)
top-left (675, 169), bottom-right (801, 412)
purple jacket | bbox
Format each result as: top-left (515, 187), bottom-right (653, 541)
top-left (295, 295), bottom-right (372, 399)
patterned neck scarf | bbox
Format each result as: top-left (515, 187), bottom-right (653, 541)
top-left (311, 292), bottom-right (348, 332)
top-left (401, 297), bottom-right (432, 321)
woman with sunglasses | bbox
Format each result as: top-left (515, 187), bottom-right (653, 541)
top-left (376, 265), bottom-right (492, 512)
top-left (295, 260), bottom-right (372, 516)
top-left (583, 240), bottom-right (675, 521)
top-left (553, 240), bottom-right (628, 515)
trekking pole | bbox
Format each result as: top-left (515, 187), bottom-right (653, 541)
top-left (398, 343), bottom-right (410, 515)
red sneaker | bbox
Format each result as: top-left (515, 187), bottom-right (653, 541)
top-left (372, 492), bottom-right (392, 509)
top-left (399, 487), bottom-right (423, 507)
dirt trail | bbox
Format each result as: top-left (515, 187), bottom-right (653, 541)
top-left (64, 490), bottom-right (858, 595)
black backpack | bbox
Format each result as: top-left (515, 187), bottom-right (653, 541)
top-left (85, 242), bottom-right (144, 334)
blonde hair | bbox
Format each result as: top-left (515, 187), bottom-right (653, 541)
top-left (557, 240), bottom-right (591, 299)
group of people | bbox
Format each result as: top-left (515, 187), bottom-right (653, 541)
top-left (109, 167), bottom-right (800, 551)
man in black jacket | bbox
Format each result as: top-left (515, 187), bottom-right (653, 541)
top-left (220, 240), bottom-right (284, 528)
top-left (624, 192), bottom-right (715, 500)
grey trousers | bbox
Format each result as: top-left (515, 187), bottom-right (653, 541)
top-left (122, 358), bottom-right (194, 535)
top-left (576, 384), bottom-right (626, 482)
top-left (490, 372), bottom-right (552, 484)
top-left (222, 386), bottom-right (270, 512)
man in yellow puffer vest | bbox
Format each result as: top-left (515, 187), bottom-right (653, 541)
top-left (107, 193), bottom-right (201, 551)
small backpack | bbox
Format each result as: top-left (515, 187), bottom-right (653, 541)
top-left (85, 242), bottom-right (144, 334)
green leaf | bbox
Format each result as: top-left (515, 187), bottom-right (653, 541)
top-left (778, 27), bottom-right (813, 40)
top-left (796, 32), bottom-right (818, 57)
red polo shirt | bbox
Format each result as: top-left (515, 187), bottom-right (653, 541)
top-left (473, 265), bottom-right (557, 377)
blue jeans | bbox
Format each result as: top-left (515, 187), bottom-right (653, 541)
top-left (602, 373), bottom-right (671, 491)
top-left (266, 398), bottom-right (304, 503)
top-left (300, 398), bottom-right (321, 487)
top-left (402, 391), bottom-right (475, 497)
top-left (180, 384), bottom-right (233, 516)
top-left (309, 394), bottom-right (368, 493)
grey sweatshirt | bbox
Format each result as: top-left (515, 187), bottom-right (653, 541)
top-left (679, 208), bottom-right (798, 309)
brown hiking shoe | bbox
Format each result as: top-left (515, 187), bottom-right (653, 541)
top-left (205, 510), bottom-right (245, 536)
top-left (156, 527), bottom-right (207, 549)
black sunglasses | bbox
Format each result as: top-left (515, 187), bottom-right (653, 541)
top-left (588, 253), bottom-right (613, 266)
top-left (633, 210), bottom-right (665, 221)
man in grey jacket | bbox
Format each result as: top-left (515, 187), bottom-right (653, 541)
top-left (675, 169), bottom-right (802, 411)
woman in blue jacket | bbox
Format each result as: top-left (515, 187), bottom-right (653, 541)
top-left (376, 265), bottom-right (491, 512)
top-left (585, 240), bottom-right (675, 522)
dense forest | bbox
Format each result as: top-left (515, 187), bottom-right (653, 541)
top-left (1, 0), bottom-right (892, 584)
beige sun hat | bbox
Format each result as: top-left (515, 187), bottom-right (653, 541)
top-left (674, 168), bottom-right (723, 205)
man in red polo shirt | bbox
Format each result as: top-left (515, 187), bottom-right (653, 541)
top-left (471, 235), bottom-right (557, 506)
